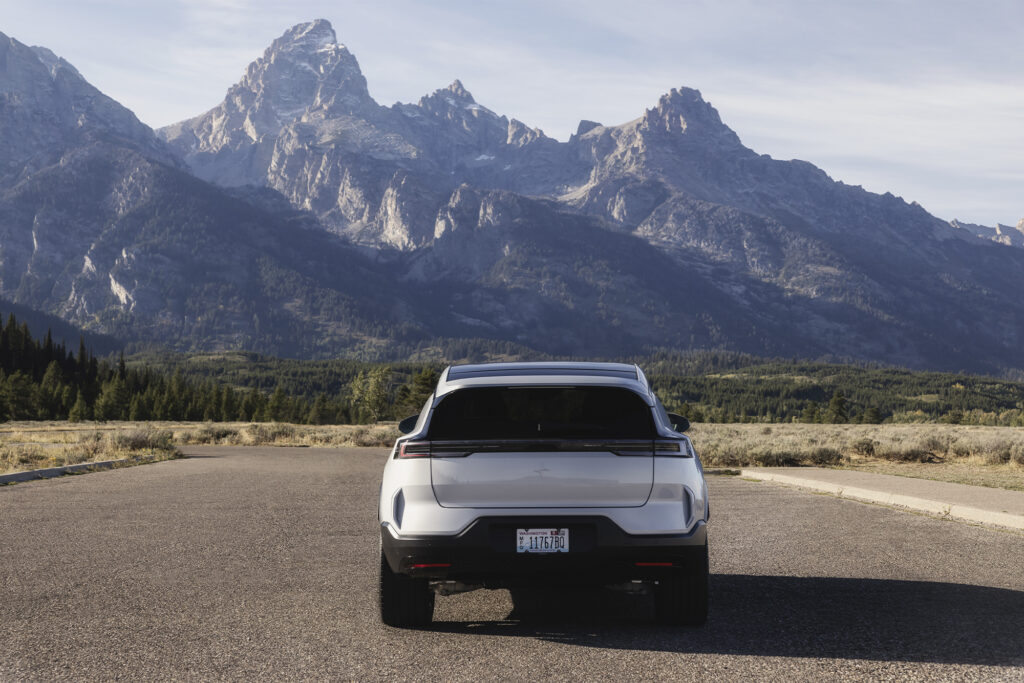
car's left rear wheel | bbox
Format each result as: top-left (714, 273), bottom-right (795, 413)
top-left (654, 537), bottom-right (709, 626)
top-left (379, 546), bottom-right (435, 628)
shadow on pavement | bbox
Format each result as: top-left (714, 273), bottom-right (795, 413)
top-left (429, 574), bottom-right (1024, 666)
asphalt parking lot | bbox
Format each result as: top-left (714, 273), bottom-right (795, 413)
top-left (2, 446), bottom-right (1022, 681)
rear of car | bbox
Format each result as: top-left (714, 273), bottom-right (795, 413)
top-left (377, 362), bottom-right (709, 627)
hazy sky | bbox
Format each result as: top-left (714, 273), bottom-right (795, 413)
top-left (3, 0), bottom-right (1021, 225)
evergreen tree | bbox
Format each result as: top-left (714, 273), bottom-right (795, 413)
top-left (220, 387), bottom-right (237, 422)
top-left (267, 385), bottom-right (289, 422)
top-left (825, 391), bottom-right (849, 424)
top-left (307, 393), bottom-right (332, 425)
top-left (68, 394), bottom-right (91, 422)
top-left (395, 368), bottom-right (439, 416)
top-left (94, 378), bottom-right (130, 421)
top-left (350, 366), bottom-right (391, 422)
top-left (38, 361), bottom-right (65, 419)
top-left (800, 404), bottom-right (819, 423)
top-left (129, 394), bottom-right (150, 421)
top-left (862, 406), bottom-right (882, 424)
top-left (2, 371), bottom-right (38, 420)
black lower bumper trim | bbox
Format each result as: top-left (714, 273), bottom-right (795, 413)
top-left (381, 516), bottom-right (707, 585)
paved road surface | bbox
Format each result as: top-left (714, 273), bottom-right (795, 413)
top-left (1, 447), bottom-right (1022, 681)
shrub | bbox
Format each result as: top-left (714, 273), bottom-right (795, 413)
top-left (188, 425), bottom-right (239, 444)
top-left (79, 432), bottom-right (105, 458)
top-left (877, 447), bottom-right (938, 463)
top-left (109, 429), bottom-right (174, 452)
top-left (808, 447), bottom-right (842, 466)
top-left (751, 450), bottom-right (800, 467)
top-left (918, 435), bottom-right (949, 454)
top-left (981, 442), bottom-right (1012, 465)
top-left (348, 426), bottom-right (398, 448)
top-left (850, 438), bottom-right (876, 457)
top-left (245, 423), bottom-right (296, 444)
top-left (950, 440), bottom-right (974, 458)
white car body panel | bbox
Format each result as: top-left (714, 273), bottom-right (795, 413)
top-left (430, 450), bottom-right (654, 508)
top-left (378, 362), bottom-right (709, 539)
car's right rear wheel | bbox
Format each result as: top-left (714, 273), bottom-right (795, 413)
top-left (654, 538), bottom-right (709, 626)
top-left (379, 546), bottom-right (434, 628)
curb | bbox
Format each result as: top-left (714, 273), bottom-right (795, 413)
top-left (739, 469), bottom-right (1024, 531)
top-left (1, 457), bottom-right (141, 484)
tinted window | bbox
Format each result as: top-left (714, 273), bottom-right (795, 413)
top-left (428, 387), bottom-right (655, 440)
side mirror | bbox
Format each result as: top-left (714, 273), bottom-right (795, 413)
top-left (398, 415), bottom-right (419, 434)
top-left (667, 412), bottom-right (690, 433)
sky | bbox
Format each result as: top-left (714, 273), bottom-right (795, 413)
top-left (2, 0), bottom-right (1021, 226)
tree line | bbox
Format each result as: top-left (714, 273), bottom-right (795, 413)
top-left (0, 313), bottom-right (440, 424)
top-left (2, 313), bottom-right (1022, 426)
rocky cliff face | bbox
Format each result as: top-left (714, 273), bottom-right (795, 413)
top-left (950, 219), bottom-right (1024, 248)
top-left (0, 31), bottom-right (174, 182)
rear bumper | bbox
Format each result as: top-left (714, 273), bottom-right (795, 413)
top-left (381, 516), bottom-right (707, 586)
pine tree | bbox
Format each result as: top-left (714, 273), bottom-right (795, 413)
top-left (1, 371), bottom-right (38, 420)
top-left (267, 386), bottom-right (289, 422)
top-left (862, 406), bottom-right (882, 424)
top-left (307, 393), bottom-right (331, 425)
top-left (800, 404), bottom-right (819, 423)
top-left (350, 367), bottom-right (391, 422)
top-left (68, 394), bottom-right (91, 422)
top-left (129, 394), bottom-right (151, 421)
top-left (38, 361), bottom-right (65, 419)
top-left (825, 391), bottom-right (849, 424)
top-left (220, 387), bottom-right (237, 422)
top-left (94, 378), bottom-right (130, 421)
top-left (395, 368), bottom-right (439, 416)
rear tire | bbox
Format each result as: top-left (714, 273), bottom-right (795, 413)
top-left (379, 547), bottom-right (434, 628)
top-left (654, 538), bottom-right (709, 626)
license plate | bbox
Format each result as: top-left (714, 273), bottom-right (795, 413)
top-left (517, 528), bottom-right (569, 553)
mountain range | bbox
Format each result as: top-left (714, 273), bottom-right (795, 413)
top-left (1, 20), bottom-right (1023, 373)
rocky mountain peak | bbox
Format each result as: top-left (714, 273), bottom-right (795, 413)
top-left (239, 19), bottom-right (370, 117)
top-left (574, 120), bottom-right (603, 137)
top-left (270, 19), bottom-right (339, 54)
top-left (416, 79), bottom-right (487, 111)
top-left (640, 87), bottom-right (743, 147)
top-left (1, 31), bottom-right (173, 176)
top-left (159, 19), bottom-right (380, 182)
top-left (445, 79), bottom-right (473, 101)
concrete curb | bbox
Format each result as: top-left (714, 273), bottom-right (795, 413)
top-left (739, 469), bottom-right (1024, 531)
top-left (1, 457), bottom-right (139, 484)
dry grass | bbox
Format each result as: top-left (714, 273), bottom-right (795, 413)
top-left (171, 422), bottom-right (400, 448)
top-left (5, 420), bottom-right (1023, 491)
top-left (0, 425), bottom-right (180, 476)
top-left (0, 421), bottom-right (400, 475)
top-left (690, 423), bottom-right (1024, 491)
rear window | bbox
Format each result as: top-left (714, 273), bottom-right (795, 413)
top-left (427, 386), bottom-right (655, 440)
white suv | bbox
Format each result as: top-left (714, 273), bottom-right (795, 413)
top-left (377, 362), bottom-right (709, 627)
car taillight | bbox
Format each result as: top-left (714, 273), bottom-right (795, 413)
top-left (398, 441), bottom-right (432, 458)
top-left (654, 440), bottom-right (690, 456)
